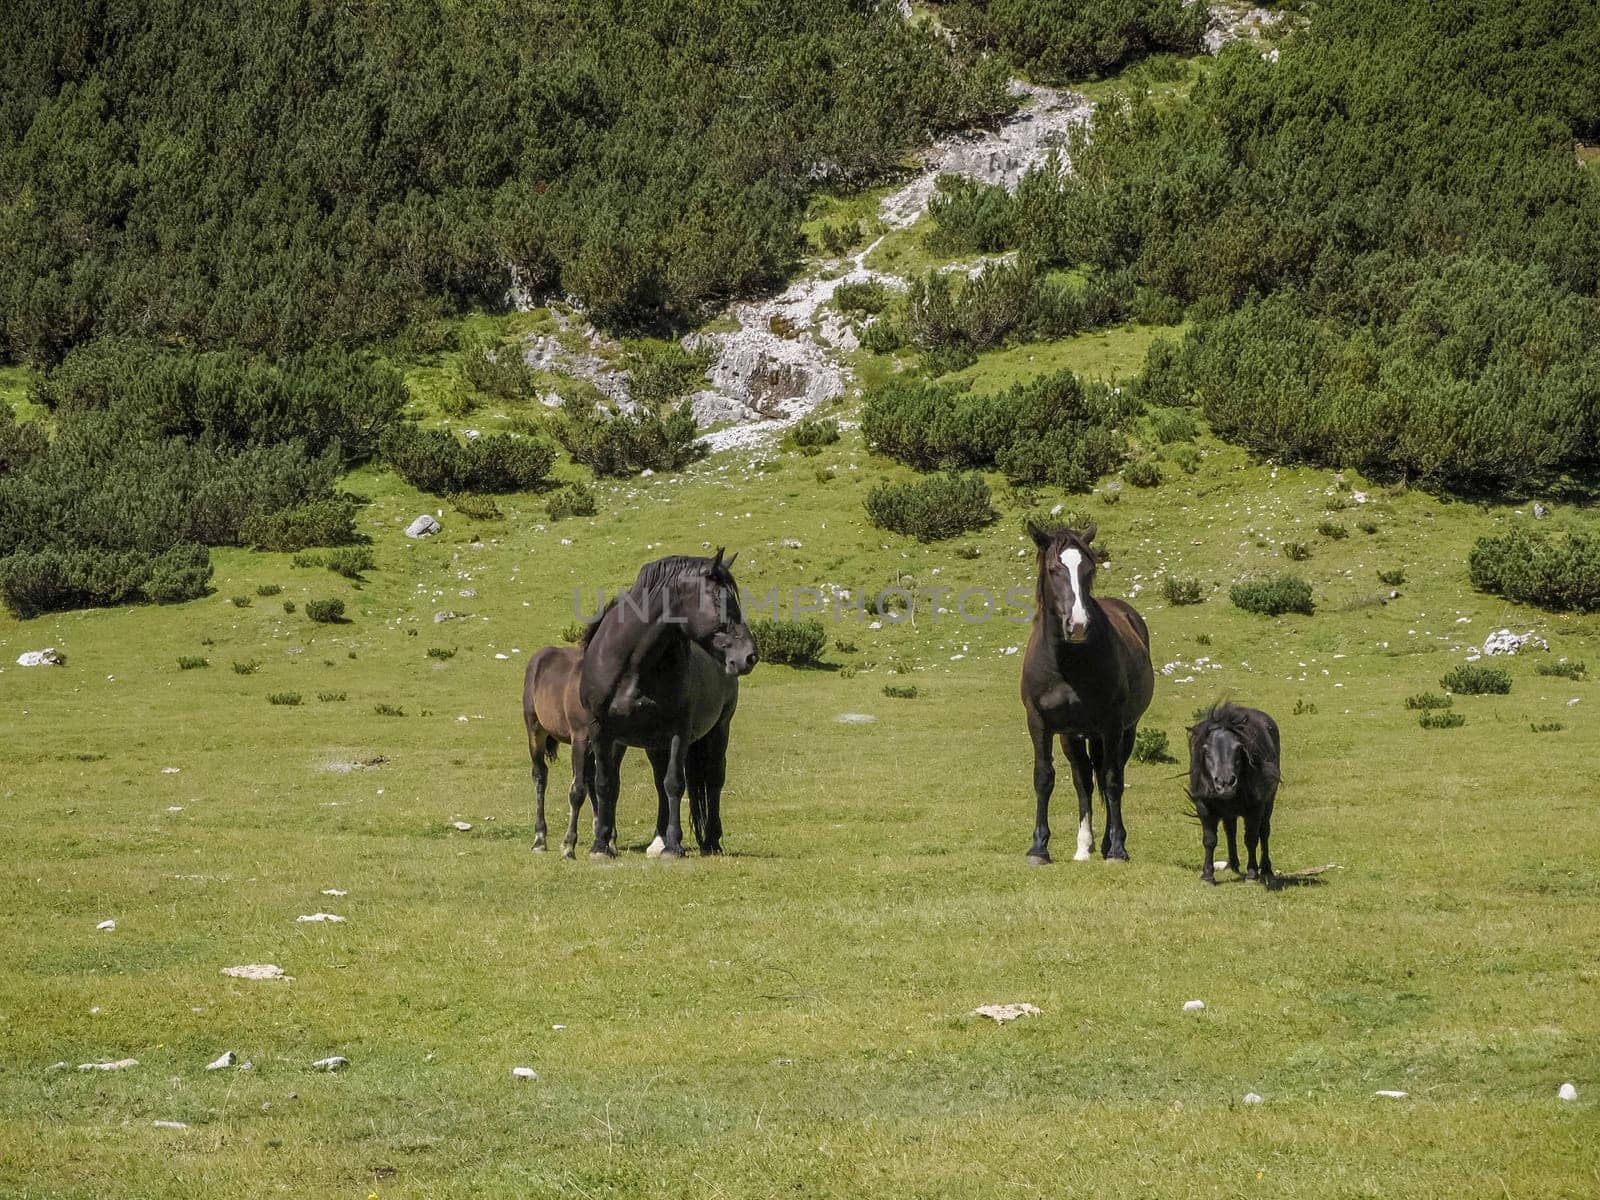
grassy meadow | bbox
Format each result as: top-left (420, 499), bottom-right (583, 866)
top-left (3, 315), bottom-right (1599, 1197)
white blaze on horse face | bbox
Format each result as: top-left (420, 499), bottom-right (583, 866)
top-left (1059, 547), bottom-right (1090, 641)
top-left (1075, 815), bottom-right (1094, 861)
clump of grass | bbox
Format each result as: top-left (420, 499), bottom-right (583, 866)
top-left (317, 691), bottom-right (347, 703)
top-left (1124, 459), bottom-right (1162, 488)
top-left (373, 703), bottom-right (406, 717)
top-left (1231, 575), bottom-right (1314, 616)
top-left (326, 546), bottom-right (375, 579)
top-left (1164, 443), bottom-right (1201, 474)
top-left (1194, 632), bottom-right (1212, 646)
top-left (1132, 728), bottom-right (1173, 763)
top-left (783, 417), bottom-right (840, 455)
top-left (267, 691), bottom-right (302, 706)
top-left (1292, 698), bottom-right (1318, 715)
top-left (1535, 659), bottom-right (1586, 680)
top-left (1530, 721), bottom-right (1565, 733)
top-left (1419, 710), bottom-right (1466, 729)
top-left (1100, 486), bottom-right (1121, 505)
top-left (427, 646), bottom-right (457, 660)
top-left (835, 638), bottom-right (858, 654)
top-left (1163, 576), bottom-right (1203, 605)
top-left (1440, 664), bottom-right (1511, 695)
top-left (560, 621), bottom-right (584, 644)
top-left (1378, 567), bottom-right (1406, 586)
top-left (1318, 520), bottom-right (1349, 540)
top-left (547, 484), bottom-right (598, 521)
top-left (882, 684), bottom-right (919, 699)
top-left (1282, 541), bottom-right (1311, 561)
top-left (256, 584), bottom-right (282, 597)
top-left (176, 655), bottom-right (209, 670)
top-left (1358, 519), bottom-right (1379, 534)
top-left (954, 545), bottom-right (981, 560)
top-left (282, 600), bottom-right (297, 614)
top-left (230, 595), bottom-right (252, 608)
top-left (1405, 692), bottom-right (1453, 711)
top-left (306, 598), bottom-right (346, 624)
top-left (232, 659), bottom-right (260, 675)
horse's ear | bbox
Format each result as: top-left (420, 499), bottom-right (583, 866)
top-left (1080, 520), bottom-right (1098, 544)
top-left (708, 547), bottom-right (725, 573)
top-left (1026, 521), bottom-right (1052, 549)
top-left (723, 551), bottom-right (737, 570)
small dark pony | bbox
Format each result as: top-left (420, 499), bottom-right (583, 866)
top-left (1020, 522), bottom-right (1154, 864)
top-left (579, 550), bottom-right (759, 859)
top-left (1187, 702), bottom-right (1280, 886)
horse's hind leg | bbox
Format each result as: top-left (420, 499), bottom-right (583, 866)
top-left (1096, 725), bottom-right (1134, 861)
top-left (589, 737), bottom-right (624, 860)
top-left (530, 732), bottom-right (550, 852)
top-left (1243, 809), bottom-right (1261, 880)
top-left (1224, 816), bottom-right (1241, 873)
top-left (1257, 794), bottom-right (1276, 886)
top-left (561, 736), bottom-right (588, 860)
top-left (1061, 735), bottom-right (1095, 861)
top-left (694, 716), bottom-right (731, 854)
top-left (1199, 808), bottom-right (1220, 886)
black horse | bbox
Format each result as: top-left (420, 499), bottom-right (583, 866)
top-left (1020, 522), bottom-right (1154, 864)
top-left (1188, 702), bottom-right (1280, 886)
top-left (579, 551), bottom-right (759, 859)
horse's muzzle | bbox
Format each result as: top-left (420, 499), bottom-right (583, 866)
top-left (731, 650), bottom-right (759, 676)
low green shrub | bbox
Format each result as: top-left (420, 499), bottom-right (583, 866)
top-left (462, 340), bottom-right (538, 400)
top-left (1530, 721), bottom-right (1565, 733)
top-left (1125, 459), bottom-right (1162, 488)
top-left (834, 280), bottom-right (892, 315)
top-left (232, 660), bottom-right (260, 675)
top-left (1468, 526), bottom-right (1600, 612)
top-left (449, 493), bottom-right (503, 521)
top-left (282, 600), bottom-right (297, 614)
top-left (1132, 728), bottom-right (1173, 763)
top-left (1147, 407), bottom-right (1198, 444)
top-left (317, 690), bottom-right (346, 702)
top-left (546, 484), bottom-right (598, 521)
top-left (326, 546), bottom-right (374, 579)
top-left (865, 472), bottom-right (997, 542)
top-left (1378, 567), bottom-right (1406, 586)
top-left (373, 703), bottom-right (405, 717)
top-left (560, 621), bottom-right (584, 644)
top-left (230, 595), bottom-right (252, 608)
top-left (0, 543), bottom-right (212, 618)
top-left (177, 656), bottom-right (209, 670)
top-left (382, 425), bottom-right (556, 494)
top-left (1440, 664), bottom-right (1511, 695)
top-left (553, 403), bottom-right (700, 477)
top-left (240, 497), bottom-right (359, 551)
top-left (267, 691), bottom-right (302, 706)
top-left (1231, 575), bottom-right (1314, 616)
top-left (1163, 576), bottom-right (1203, 605)
top-left (1282, 541), bottom-right (1311, 562)
top-left (1535, 660), bottom-right (1586, 680)
top-left (750, 618), bottom-right (827, 666)
top-left (882, 683), bottom-right (919, 699)
top-left (306, 598), bottom-right (346, 624)
top-left (785, 417), bottom-right (840, 453)
top-left (427, 646), bottom-right (457, 660)
top-left (1405, 692), bottom-right (1453, 710)
top-left (1317, 521), bottom-right (1349, 540)
top-left (1419, 710), bottom-right (1466, 729)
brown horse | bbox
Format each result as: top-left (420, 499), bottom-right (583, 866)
top-left (522, 645), bottom-right (602, 858)
top-left (1020, 522), bottom-right (1154, 864)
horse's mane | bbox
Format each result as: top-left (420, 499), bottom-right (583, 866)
top-left (581, 554), bottom-right (736, 647)
top-left (1191, 702), bottom-right (1277, 771)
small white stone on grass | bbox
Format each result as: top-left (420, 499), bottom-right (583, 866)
top-left (79, 1059), bottom-right (138, 1071)
top-left (321, 888), bottom-right (347, 897)
top-left (205, 1051), bottom-right (236, 1071)
top-left (96, 919), bottom-right (116, 931)
top-left (221, 964), bottom-right (292, 982)
top-left (295, 912), bottom-right (346, 923)
top-left (46, 1062), bottom-right (69, 1073)
top-left (835, 713), bottom-right (876, 724)
top-left (512, 1066), bottom-right (539, 1080)
top-left (451, 821), bottom-right (473, 832)
top-left (1243, 1092), bottom-right (1263, 1106)
top-left (152, 1120), bottom-right (188, 1130)
top-left (312, 1056), bottom-right (350, 1071)
top-left (1558, 1082), bottom-right (1578, 1101)
top-left (1374, 1090), bottom-right (1408, 1099)
top-left (1183, 1000), bottom-right (1206, 1012)
top-left (971, 1003), bottom-right (1041, 1024)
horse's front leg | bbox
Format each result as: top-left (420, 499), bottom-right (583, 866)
top-left (695, 717), bottom-right (731, 854)
top-left (1224, 816), bottom-right (1241, 874)
top-left (1243, 810), bottom-right (1261, 880)
top-left (1257, 797), bottom-right (1275, 886)
top-left (530, 741), bottom-right (549, 852)
top-left (1061, 735), bottom-right (1095, 861)
top-left (589, 735), bottom-right (623, 859)
top-left (1026, 717), bottom-right (1055, 865)
top-left (561, 736), bottom-right (588, 860)
top-left (645, 744), bottom-right (672, 857)
top-left (657, 732), bottom-right (689, 859)
top-left (1199, 806), bottom-right (1219, 886)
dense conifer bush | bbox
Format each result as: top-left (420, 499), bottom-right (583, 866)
top-left (553, 404), bottom-right (700, 477)
top-left (1230, 575), bottom-right (1314, 616)
top-left (862, 370), bottom-right (1133, 492)
top-left (1468, 526), bottom-right (1600, 613)
top-left (381, 426), bottom-right (556, 494)
top-left (546, 484), bottom-right (599, 521)
top-left (865, 473), bottom-right (997, 542)
top-left (750, 618), bottom-right (828, 667)
top-left (931, 0), bottom-right (1208, 80)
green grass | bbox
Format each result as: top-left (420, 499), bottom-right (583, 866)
top-left (934, 321), bottom-right (1181, 390)
top-left (4, 369), bottom-right (1600, 1197)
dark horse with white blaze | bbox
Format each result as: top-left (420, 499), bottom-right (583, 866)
top-left (1020, 522), bottom-right (1154, 864)
top-left (522, 644), bottom-right (602, 858)
top-left (1188, 702), bottom-right (1280, 886)
top-left (579, 551), bottom-right (759, 859)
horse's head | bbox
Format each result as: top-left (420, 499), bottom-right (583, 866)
top-left (1029, 521), bottom-right (1100, 645)
top-left (668, 548), bottom-right (758, 677)
top-left (1196, 724), bottom-right (1246, 799)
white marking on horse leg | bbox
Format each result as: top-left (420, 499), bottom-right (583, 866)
top-left (1059, 548), bottom-right (1089, 639)
top-left (646, 835), bottom-right (666, 859)
top-left (1075, 815), bottom-right (1094, 861)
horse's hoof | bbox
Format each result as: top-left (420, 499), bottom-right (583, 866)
top-left (1104, 850), bottom-right (1130, 863)
top-left (560, 844), bottom-right (576, 860)
top-left (1073, 847), bottom-right (1093, 862)
top-left (1200, 874), bottom-right (1219, 887)
top-left (656, 844), bottom-right (686, 860)
top-left (588, 849), bottom-right (617, 861)
top-left (1026, 852), bottom-right (1052, 866)
top-left (645, 835), bottom-right (667, 859)
top-left (699, 843), bottom-right (723, 857)
top-left (1246, 868), bottom-right (1259, 881)
top-left (531, 842), bottom-right (547, 853)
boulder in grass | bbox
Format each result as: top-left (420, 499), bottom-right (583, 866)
top-left (17, 648), bottom-right (65, 667)
top-left (406, 515), bottom-right (442, 539)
